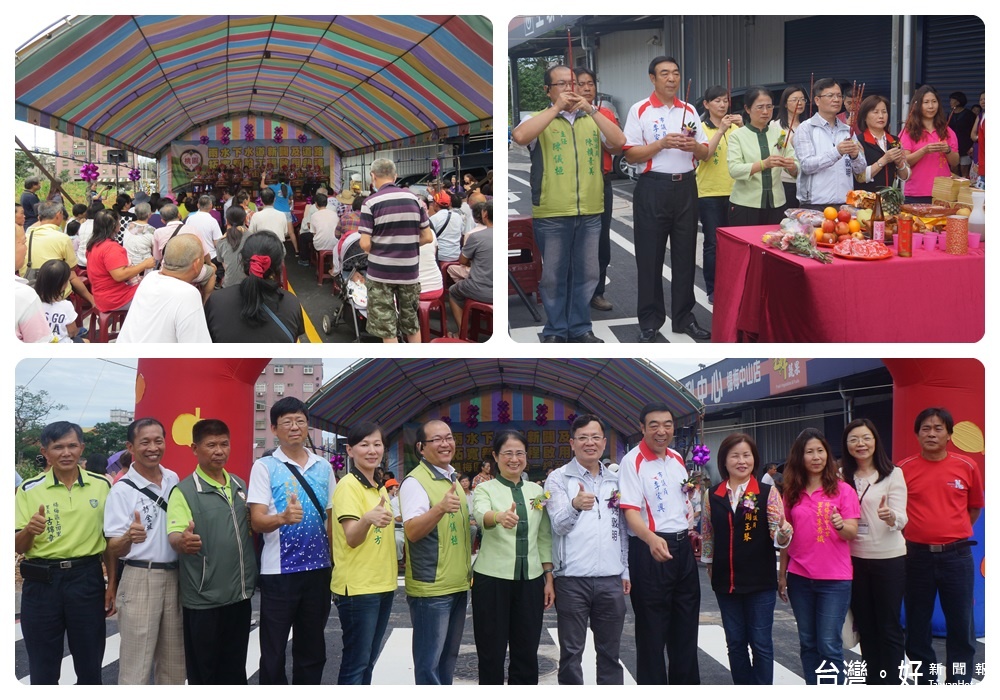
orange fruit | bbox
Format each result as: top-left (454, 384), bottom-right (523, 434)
top-left (814, 228), bottom-right (824, 241)
top-left (848, 220), bottom-right (861, 233)
top-left (824, 206), bottom-right (839, 220)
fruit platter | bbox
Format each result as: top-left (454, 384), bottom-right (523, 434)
top-left (832, 238), bottom-right (893, 261)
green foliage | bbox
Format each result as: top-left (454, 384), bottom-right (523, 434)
top-left (14, 386), bottom-right (67, 468)
top-left (512, 56), bottom-right (561, 119)
top-left (84, 422), bottom-right (129, 458)
top-left (15, 151), bottom-right (34, 179)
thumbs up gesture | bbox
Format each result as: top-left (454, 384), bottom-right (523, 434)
top-left (282, 492), bottom-right (304, 525)
top-left (180, 520), bottom-right (202, 554)
top-left (25, 504), bottom-right (47, 536)
top-left (876, 494), bottom-right (895, 526)
top-left (128, 510), bottom-right (147, 544)
top-left (830, 505), bottom-right (844, 531)
top-left (437, 481), bottom-right (462, 514)
top-left (572, 483), bottom-right (596, 511)
top-left (496, 502), bottom-right (520, 529)
top-left (776, 512), bottom-right (793, 544)
top-left (365, 495), bottom-right (394, 528)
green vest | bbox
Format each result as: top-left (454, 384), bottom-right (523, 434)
top-left (402, 460), bottom-right (471, 597)
top-left (174, 472), bottom-right (258, 610)
top-left (530, 112), bottom-right (605, 218)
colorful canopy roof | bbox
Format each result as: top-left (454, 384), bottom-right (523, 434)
top-left (305, 358), bottom-right (704, 441)
top-left (15, 15), bottom-right (493, 157)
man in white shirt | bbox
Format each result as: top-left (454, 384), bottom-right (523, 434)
top-left (305, 192), bottom-right (339, 253)
top-left (761, 462), bottom-right (778, 487)
top-left (183, 195), bottom-right (224, 261)
top-left (104, 418), bottom-right (185, 684)
top-left (117, 234), bottom-right (212, 343)
top-left (544, 414), bottom-right (629, 685)
top-left (250, 188), bottom-right (298, 256)
top-left (619, 402), bottom-right (700, 685)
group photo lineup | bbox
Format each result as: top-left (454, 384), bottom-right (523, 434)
top-left (15, 15), bottom-right (495, 345)
top-left (507, 14), bottom-right (984, 343)
top-left (13, 358), bottom-right (986, 685)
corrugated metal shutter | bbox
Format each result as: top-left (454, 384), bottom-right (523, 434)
top-left (784, 16), bottom-right (893, 99)
top-left (919, 16), bottom-right (985, 101)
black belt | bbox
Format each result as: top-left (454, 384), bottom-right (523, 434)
top-left (125, 559), bottom-right (178, 570)
top-left (908, 539), bottom-right (974, 553)
top-left (642, 171), bottom-right (695, 182)
top-left (32, 554), bottom-right (101, 569)
top-left (656, 531), bottom-right (690, 541)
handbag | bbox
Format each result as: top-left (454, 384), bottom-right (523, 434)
top-left (842, 607), bottom-right (861, 649)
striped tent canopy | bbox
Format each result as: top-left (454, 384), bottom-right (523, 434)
top-left (305, 358), bottom-right (704, 441)
top-left (15, 15), bottom-right (493, 158)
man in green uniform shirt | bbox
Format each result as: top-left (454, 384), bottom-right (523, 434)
top-left (15, 421), bottom-right (114, 685)
top-left (166, 419), bottom-right (258, 684)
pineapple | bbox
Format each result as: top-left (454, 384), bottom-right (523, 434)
top-left (879, 184), bottom-right (903, 216)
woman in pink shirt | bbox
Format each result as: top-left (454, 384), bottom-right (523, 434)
top-left (778, 428), bottom-right (860, 684)
top-left (900, 86), bottom-right (960, 202)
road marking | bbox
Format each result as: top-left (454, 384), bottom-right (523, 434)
top-left (285, 279), bottom-right (323, 343)
top-left (547, 627), bottom-right (637, 684)
top-left (19, 632), bottom-right (122, 685)
top-left (373, 627), bottom-right (415, 684)
top-left (696, 624), bottom-right (805, 684)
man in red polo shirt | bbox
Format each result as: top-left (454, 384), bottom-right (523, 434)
top-left (575, 68), bottom-right (622, 313)
top-left (897, 407), bottom-right (983, 685)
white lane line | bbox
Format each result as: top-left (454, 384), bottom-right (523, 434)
top-left (698, 624), bottom-right (804, 685)
top-left (547, 627), bottom-right (637, 685)
top-left (15, 622), bottom-right (22, 642)
top-left (372, 627), bottom-right (415, 685)
top-left (509, 174), bottom-right (530, 187)
top-left (19, 633), bottom-right (122, 685)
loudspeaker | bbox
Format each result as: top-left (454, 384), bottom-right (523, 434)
top-left (107, 150), bottom-right (128, 164)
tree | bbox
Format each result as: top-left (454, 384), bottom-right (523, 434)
top-left (14, 386), bottom-right (68, 469)
top-left (15, 151), bottom-right (34, 179)
top-left (84, 422), bottom-right (129, 459)
top-left (514, 56), bottom-right (561, 116)
top-left (58, 169), bottom-right (71, 182)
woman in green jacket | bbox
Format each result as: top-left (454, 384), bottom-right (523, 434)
top-left (471, 429), bottom-right (554, 684)
top-left (728, 86), bottom-right (799, 226)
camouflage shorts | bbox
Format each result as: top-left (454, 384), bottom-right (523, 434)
top-left (365, 279), bottom-right (421, 339)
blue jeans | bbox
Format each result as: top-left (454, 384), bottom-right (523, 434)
top-left (904, 542), bottom-right (976, 684)
top-left (407, 591), bottom-right (468, 684)
top-left (715, 589), bottom-right (776, 684)
top-left (335, 591), bottom-right (394, 684)
top-left (697, 196), bottom-right (728, 296)
top-left (533, 215), bottom-right (600, 339)
top-left (786, 573), bottom-right (852, 684)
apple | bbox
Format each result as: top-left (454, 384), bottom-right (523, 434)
top-left (837, 209), bottom-right (852, 223)
top-left (835, 221), bottom-right (851, 235)
top-left (172, 407), bottom-right (203, 446)
top-left (822, 219), bottom-right (836, 234)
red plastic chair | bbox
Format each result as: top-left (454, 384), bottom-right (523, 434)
top-left (508, 215), bottom-right (542, 304)
top-left (459, 299), bottom-right (493, 342)
top-left (418, 291), bottom-right (448, 343)
top-left (315, 249), bottom-right (334, 285)
top-left (88, 309), bottom-right (128, 343)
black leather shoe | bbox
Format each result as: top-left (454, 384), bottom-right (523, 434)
top-left (679, 321), bottom-right (711, 341)
top-left (590, 295), bottom-right (613, 311)
top-left (637, 328), bottom-right (658, 343)
top-left (541, 335), bottom-right (566, 343)
top-left (569, 331), bottom-right (604, 343)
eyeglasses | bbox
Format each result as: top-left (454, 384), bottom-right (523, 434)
top-left (499, 450), bottom-right (527, 459)
top-left (819, 93), bottom-right (843, 101)
top-left (424, 435), bottom-right (455, 445)
top-left (751, 104), bottom-right (774, 112)
top-left (846, 435), bottom-right (875, 446)
top-left (571, 435), bottom-right (606, 444)
top-left (548, 81), bottom-right (576, 89)
top-left (277, 419), bottom-right (308, 429)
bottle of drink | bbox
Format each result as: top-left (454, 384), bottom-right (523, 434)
top-left (871, 193), bottom-right (886, 242)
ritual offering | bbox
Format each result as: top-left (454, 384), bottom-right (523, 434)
top-left (762, 219), bottom-right (832, 263)
top-left (897, 217), bottom-right (912, 257)
top-left (945, 215), bottom-right (969, 255)
top-left (832, 238), bottom-right (893, 260)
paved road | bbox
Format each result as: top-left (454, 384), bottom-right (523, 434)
top-left (507, 146), bottom-right (715, 344)
top-left (14, 560), bottom-right (984, 684)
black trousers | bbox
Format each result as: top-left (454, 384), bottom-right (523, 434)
top-left (594, 175), bottom-right (614, 296)
top-left (298, 231), bottom-right (314, 261)
top-left (471, 572), bottom-right (545, 684)
top-left (183, 599), bottom-right (252, 684)
top-left (628, 534), bottom-right (701, 684)
top-left (728, 202), bottom-right (785, 228)
top-left (632, 173), bottom-right (698, 331)
top-left (258, 567), bottom-right (333, 684)
top-left (851, 555), bottom-right (906, 685)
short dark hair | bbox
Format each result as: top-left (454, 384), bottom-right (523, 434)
top-left (856, 95), bottom-right (891, 134)
top-left (72, 203), bottom-right (88, 217)
top-left (812, 77), bottom-right (839, 102)
top-left (570, 414), bottom-right (604, 437)
top-left (314, 192), bottom-right (328, 208)
top-left (127, 417), bottom-right (165, 444)
top-left (648, 55), bottom-right (679, 75)
top-left (914, 407), bottom-right (954, 435)
top-left (40, 421), bottom-right (84, 447)
top-left (544, 64), bottom-right (572, 86)
top-left (949, 91), bottom-right (968, 107)
top-left (492, 429), bottom-right (528, 455)
top-left (702, 85), bottom-right (726, 104)
top-left (742, 85), bottom-right (772, 115)
top-left (192, 419), bottom-right (230, 444)
top-left (260, 187), bottom-right (275, 205)
top-left (716, 433), bottom-right (760, 482)
top-left (415, 419), bottom-right (449, 449)
top-left (346, 421), bottom-right (382, 447)
top-left (639, 402), bottom-right (674, 425)
top-left (574, 67), bottom-right (596, 84)
top-left (270, 396), bottom-right (309, 427)
top-left (352, 195), bottom-right (365, 211)
top-left (25, 176), bottom-right (41, 189)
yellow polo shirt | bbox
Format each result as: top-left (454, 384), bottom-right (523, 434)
top-left (331, 469), bottom-right (396, 595)
top-left (697, 121), bottom-right (738, 198)
top-left (15, 468), bottom-right (110, 559)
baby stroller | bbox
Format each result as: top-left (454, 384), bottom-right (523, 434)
top-left (321, 231), bottom-right (370, 339)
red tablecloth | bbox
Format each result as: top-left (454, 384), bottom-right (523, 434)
top-left (712, 226), bottom-right (985, 342)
